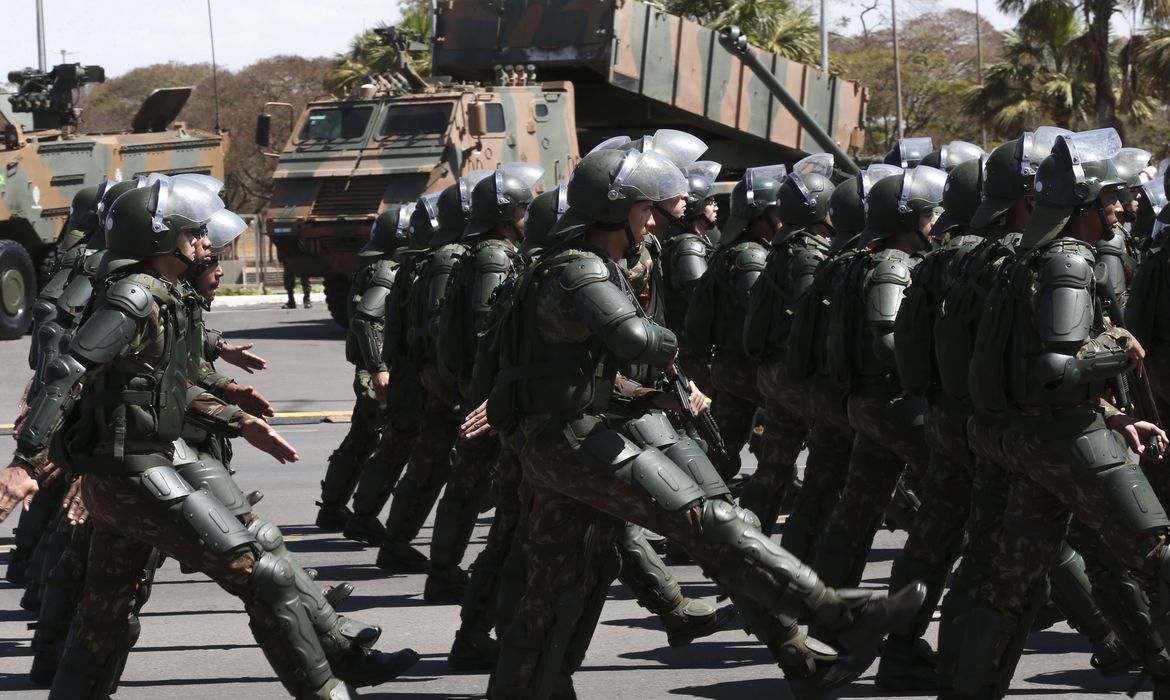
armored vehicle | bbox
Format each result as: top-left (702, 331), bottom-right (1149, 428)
top-left (258, 0), bottom-right (867, 327)
top-left (0, 63), bottom-right (226, 339)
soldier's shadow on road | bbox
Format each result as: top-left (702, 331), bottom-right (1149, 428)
top-left (1018, 667), bottom-right (1139, 693)
top-left (616, 638), bottom-right (772, 670)
top-left (222, 319), bottom-right (345, 342)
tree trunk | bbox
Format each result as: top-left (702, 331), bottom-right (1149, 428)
top-left (1088, 0), bottom-right (1123, 139)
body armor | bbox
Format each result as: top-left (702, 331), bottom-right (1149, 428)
top-left (660, 232), bottom-right (713, 337)
top-left (711, 241), bottom-right (768, 358)
top-left (744, 227), bottom-right (830, 361)
top-left (346, 258), bottom-right (397, 373)
top-left (437, 238), bottom-right (519, 391)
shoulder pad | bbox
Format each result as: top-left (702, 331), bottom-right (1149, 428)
top-left (731, 243), bottom-right (768, 271)
top-left (38, 267), bottom-right (73, 302)
top-left (474, 242), bottom-right (514, 273)
top-left (81, 249), bottom-right (105, 277)
top-left (1038, 246), bottom-right (1094, 288)
top-left (371, 259), bottom-right (398, 288)
top-left (673, 235), bottom-right (709, 256)
top-left (791, 247), bottom-right (826, 274)
top-left (58, 273), bottom-right (95, 313)
top-left (558, 255), bottom-right (610, 291)
top-left (1095, 234), bottom-right (1124, 256)
top-left (104, 278), bottom-right (155, 318)
top-left (870, 259), bottom-right (913, 286)
top-left (58, 245), bottom-right (86, 271)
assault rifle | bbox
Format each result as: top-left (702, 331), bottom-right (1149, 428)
top-left (667, 364), bottom-right (730, 467)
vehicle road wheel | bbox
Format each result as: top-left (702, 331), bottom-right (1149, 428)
top-left (0, 240), bottom-right (35, 339)
top-left (324, 274), bottom-right (349, 329)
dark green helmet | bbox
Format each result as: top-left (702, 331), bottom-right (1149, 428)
top-left (722, 164), bottom-right (787, 245)
top-left (67, 184), bottom-right (102, 234)
top-left (1135, 178), bottom-right (1166, 238)
top-left (920, 140), bottom-right (986, 173)
top-left (933, 157), bottom-right (984, 236)
top-left (433, 170), bottom-right (492, 245)
top-left (883, 136), bottom-right (934, 168)
top-left (97, 180), bottom-right (139, 221)
top-left (464, 162), bottom-right (546, 239)
top-left (105, 178), bottom-right (224, 266)
top-left (519, 185), bottom-right (569, 258)
top-left (777, 171), bottom-right (834, 231)
top-left (549, 149), bottom-right (688, 239)
top-left (828, 165), bottom-right (901, 250)
top-left (683, 160), bottom-right (721, 220)
top-left (361, 204), bottom-right (412, 257)
top-left (861, 165), bottom-right (947, 246)
top-left (1021, 128), bottom-right (1125, 248)
top-left (406, 194), bottom-right (440, 253)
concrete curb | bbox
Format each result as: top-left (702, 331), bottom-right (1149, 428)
top-left (210, 291), bottom-right (327, 309)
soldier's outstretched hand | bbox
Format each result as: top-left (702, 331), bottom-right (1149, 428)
top-left (462, 400), bottom-right (495, 439)
top-left (220, 342), bottom-right (267, 373)
top-left (240, 416), bottom-right (300, 463)
top-left (1107, 413), bottom-right (1167, 459)
top-left (0, 462), bottom-right (39, 523)
top-left (228, 383), bottom-right (275, 418)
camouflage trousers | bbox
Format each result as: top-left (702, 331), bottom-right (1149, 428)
top-left (30, 512), bottom-right (92, 679)
top-left (429, 433), bottom-right (502, 577)
top-left (811, 381), bottom-right (928, 590)
top-left (781, 374), bottom-right (853, 561)
top-left (350, 365), bottom-right (425, 518)
top-left (711, 354), bottom-right (803, 505)
top-left (379, 383), bottom-right (460, 549)
top-left (748, 360), bottom-right (812, 535)
top-left (62, 473), bottom-right (276, 688)
top-left (982, 408), bottom-right (1165, 618)
top-left (319, 369), bottom-right (387, 509)
top-left (889, 397), bottom-right (973, 638)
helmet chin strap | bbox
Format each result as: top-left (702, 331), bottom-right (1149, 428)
top-left (654, 202), bottom-right (685, 233)
top-left (173, 250), bottom-right (196, 268)
top-left (622, 223), bottom-right (643, 266)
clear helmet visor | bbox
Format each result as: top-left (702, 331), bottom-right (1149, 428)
top-left (1025, 126), bottom-right (1075, 174)
top-left (794, 153), bottom-right (835, 177)
top-left (397, 202), bottom-right (416, 239)
top-left (898, 165), bottom-right (948, 213)
top-left (861, 164), bottom-right (903, 201)
top-left (1114, 147), bottom-right (1153, 183)
top-left (205, 209), bottom-right (248, 252)
top-left (588, 135), bottom-right (633, 155)
top-left (898, 136), bottom-right (934, 167)
top-left (494, 162), bottom-right (546, 205)
top-left (744, 164), bottom-right (788, 207)
top-left (419, 192), bottom-right (442, 230)
top-left (459, 170), bottom-right (494, 212)
top-left (939, 141), bottom-right (986, 171)
top-left (154, 176), bottom-right (226, 232)
top-left (172, 173), bottom-right (226, 196)
top-left (609, 150), bottom-right (688, 203)
top-left (644, 128), bottom-right (708, 169)
top-left (687, 160), bottom-right (722, 184)
top-left (1143, 178), bottom-right (1167, 216)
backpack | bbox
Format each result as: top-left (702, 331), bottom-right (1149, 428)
top-left (1124, 239), bottom-right (1169, 349)
top-left (823, 253), bottom-right (870, 389)
top-left (436, 250), bottom-right (473, 386)
top-left (684, 247), bottom-right (727, 362)
top-left (742, 248), bottom-right (784, 362)
top-left (786, 250), bottom-right (858, 382)
top-left (968, 248), bottom-right (1033, 413)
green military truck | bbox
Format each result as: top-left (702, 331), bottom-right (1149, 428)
top-left (0, 63), bottom-right (227, 339)
top-left (258, 0), bottom-right (867, 327)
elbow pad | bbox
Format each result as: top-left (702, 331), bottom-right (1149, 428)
top-left (609, 317), bottom-right (679, 369)
top-left (19, 354), bottom-right (86, 450)
top-left (865, 260), bottom-right (912, 325)
top-left (1036, 247), bottom-right (1094, 346)
top-left (350, 315), bottom-right (385, 373)
top-left (1033, 351), bottom-right (1130, 391)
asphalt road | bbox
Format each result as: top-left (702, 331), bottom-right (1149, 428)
top-left (0, 303), bottom-right (1144, 698)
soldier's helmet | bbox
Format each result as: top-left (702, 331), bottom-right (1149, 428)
top-left (1135, 177), bottom-right (1166, 239)
top-left (828, 164), bottom-right (902, 252)
top-left (205, 208), bottom-right (248, 255)
top-left (920, 140), bottom-right (986, 173)
top-left (407, 193), bottom-right (441, 253)
top-left (683, 161), bottom-right (721, 221)
top-left (520, 185), bottom-right (569, 258)
top-left (433, 170), bottom-right (493, 246)
top-left (105, 176), bottom-right (225, 267)
top-left (465, 162), bottom-right (546, 239)
top-left (1113, 147), bottom-right (1152, 211)
top-left (361, 204), bottom-right (413, 257)
top-left (722, 164), bottom-right (787, 245)
top-left (883, 136), bottom-right (934, 168)
top-left (777, 171), bottom-right (835, 232)
top-left (932, 157), bottom-right (985, 237)
top-left (549, 148), bottom-right (688, 240)
top-left (861, 164), bottom-right (947, 246)
top-left (67, 184), bottom-right (102, 234)
top-left (1020, 128), bottom-right (1125, 249)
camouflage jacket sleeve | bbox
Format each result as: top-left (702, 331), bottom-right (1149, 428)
top-left (184, 385), bottom-right (246, 438)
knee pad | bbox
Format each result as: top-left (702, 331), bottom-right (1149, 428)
top-left (735, 504), bottom-right (762, 531)
top-left (623, 412), bottom-right (680, 449)
top-left (176, 455), bottom-right (250, 518)
top-left (1101, 463), bottom-right (1170, 534)
top-left (251, 554), bottom-right (333, 691)
top-left (630, 446), bottom-right (705, 511)
top-left (662, 437), bottom-right (731, 500)
top-left (181, 490), bottom-right (257, 554)
top-left (248, 518), bottom-right (287, 555)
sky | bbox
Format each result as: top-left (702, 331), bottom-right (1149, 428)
top-left (3, 0), bottom-right (1021, 82)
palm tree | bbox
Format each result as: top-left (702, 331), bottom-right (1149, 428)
top-left (657, 0), bottom-right (821, 65)
top-left (324, 2), bottom-right (432, 96)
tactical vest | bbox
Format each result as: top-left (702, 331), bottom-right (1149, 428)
top-left (894, 232), bottom-right (985, 396)
top-left (660, 232), bottom-right (713, 336)
top-left (744, 228), bottom-right (829, 362)
top-left (785, 248), bottom-right (861, 382)
top-left (934, 233), bottom-right (1019, 403)
top-left (405, 243), bottom-right (467, 373)
top-left (62, 272), bottom-right (191, 469)
top-left (710, 240), bottom-right (768, 358)
top-left (488, 246), bottom-right (616, 432)
top-left (438, 238), bottom-right (518, 390)
top-left (383, 257), bottom-right (423, 371)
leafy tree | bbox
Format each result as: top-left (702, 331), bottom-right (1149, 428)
top-left (324, 0), bottom-right (432, 95)
top-left (654, 0), bottom-right (821, 64)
